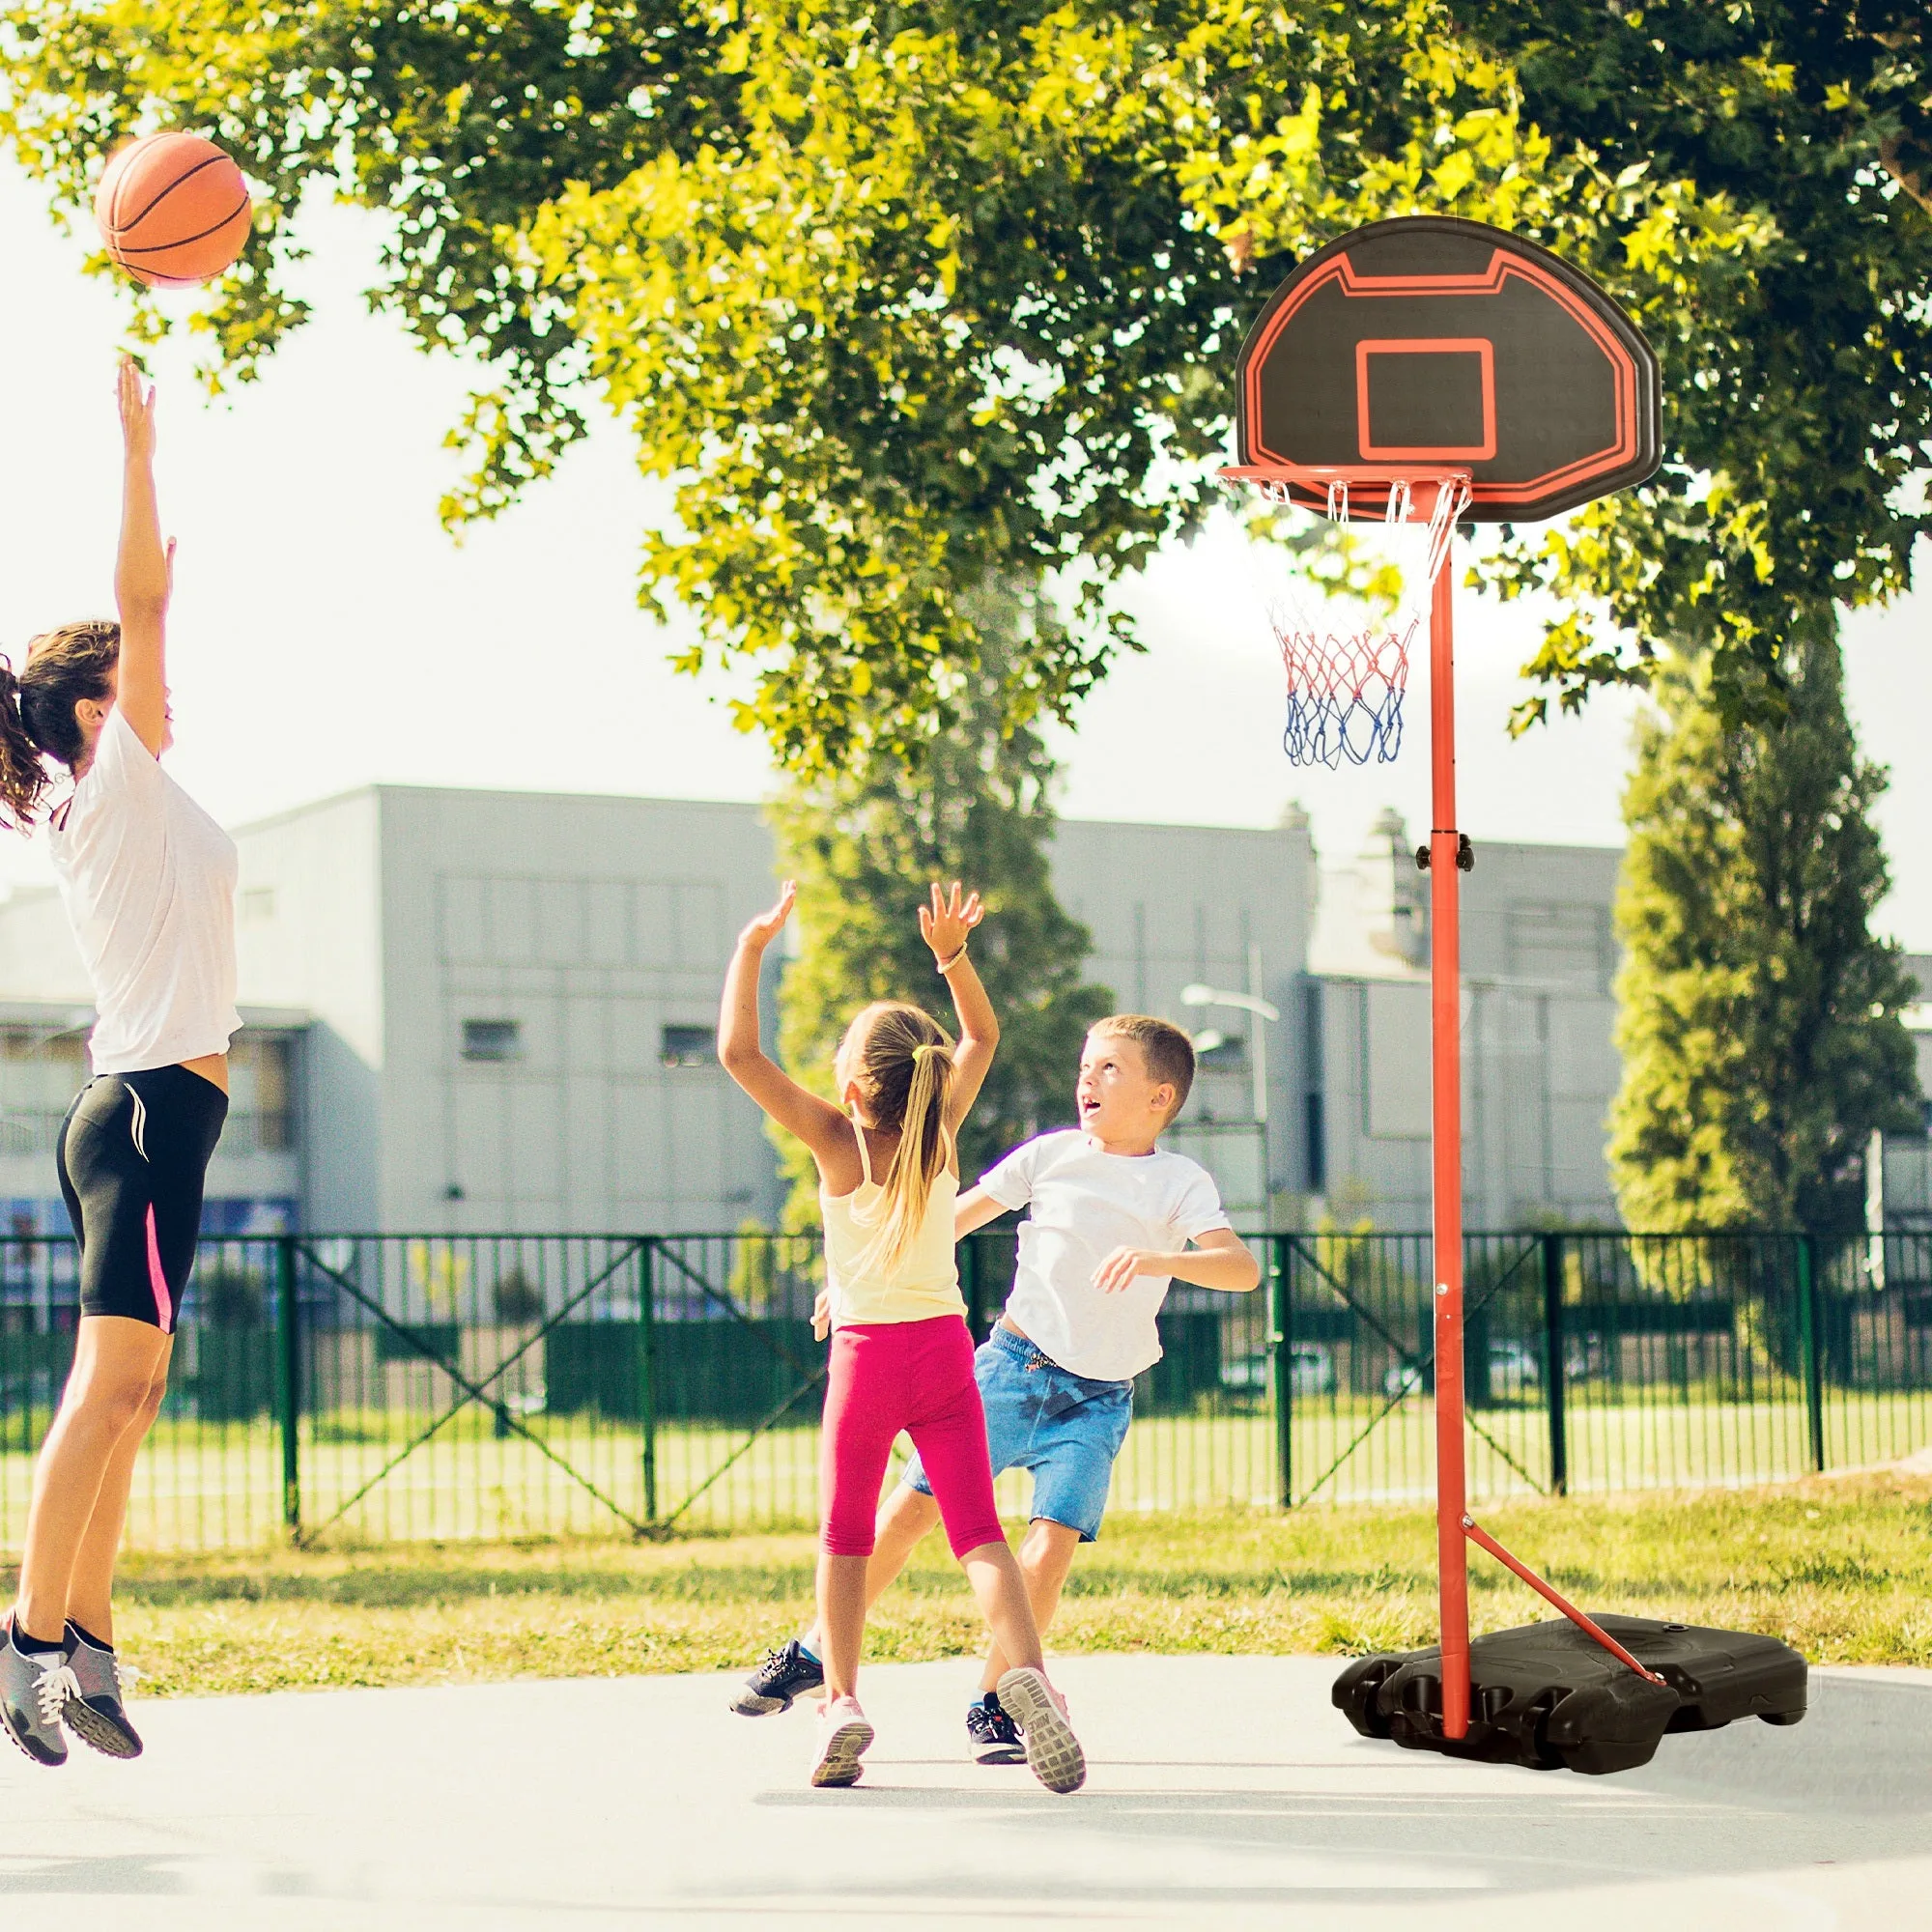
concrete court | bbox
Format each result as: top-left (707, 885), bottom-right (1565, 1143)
top-left (1, 1654), bottom-right (1926, 1931)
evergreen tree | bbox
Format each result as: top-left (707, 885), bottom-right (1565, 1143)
top-left (1608, 622), bottom-right (1919, 1234)
top-left (766, 585), bottom-right (1113, 1227)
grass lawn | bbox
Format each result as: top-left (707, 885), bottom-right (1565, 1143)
top-left (9, 1471), bottom-right (1927, 1699)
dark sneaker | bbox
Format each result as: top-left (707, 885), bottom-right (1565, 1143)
top-left (810, 1695), bottom-right (874, 1788)
top-left (730, 1637), bottom-right (824, 1716)
top-left (966, 1693), bottom-right (1027, 1766)
top-left (996, 1666), bottom-right (1086, 1795)
top-left (62, 1625), bottom-right (143, 1760)
top-left (1, 1616), bottom-right (75, 1768)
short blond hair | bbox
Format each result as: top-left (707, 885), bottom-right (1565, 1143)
top-left (1089, 1013), bottom-right (1196, 1121)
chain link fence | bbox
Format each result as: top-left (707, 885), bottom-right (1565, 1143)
top-left (2, 1228), bottom-right (1928, 1551)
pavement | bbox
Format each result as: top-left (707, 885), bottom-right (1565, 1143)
top-left (2, 1653), bottom-right (1928, 1930)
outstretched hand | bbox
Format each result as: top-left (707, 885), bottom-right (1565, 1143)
top-left (737, 880), bottom-right (797, 951)
top-left (920, 880), bottom-right (983, 961)
top-left (117, 356), bottom-right (157, 464)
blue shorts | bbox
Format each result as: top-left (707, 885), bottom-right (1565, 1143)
top-left (900, 1323), bottom-right (1133, 1542)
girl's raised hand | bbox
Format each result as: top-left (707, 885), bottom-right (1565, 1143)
top-left (117, 356), bottom-right (157, 463)
top-left (737, 880), bottom-right (797, 951)
top-left (920, 880), bottom-right (983, 961)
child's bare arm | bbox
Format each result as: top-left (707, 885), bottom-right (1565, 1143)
top-left (921, 882), bottom-right (998, 1132)
top-left (954, 1184), bottom-right (1009, 1241)
top-left (1091, 1229), bottom-right (1261, 1296)
top-left (717, 884), bottom-right (857, 1184)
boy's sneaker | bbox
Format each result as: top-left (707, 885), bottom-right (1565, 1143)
top-left (730, 1637), bottom-right (824, 1716)
top-left (966, 1691), bottom-right (1027, 1766)
top-left (1, 1616), bottom-right (76, 1768)
top-left (61, 1624), bottom-right (143, 1760)
top-left (810, 1694), bottom-right (874, 1788)
top-left (996, 1666), bottom-right (1086, 1795)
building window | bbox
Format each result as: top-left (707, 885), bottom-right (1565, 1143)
top-left (661, 1024), bottom-right (716, 1067)
top-left (462, 1019), bottom-right (523, 1064)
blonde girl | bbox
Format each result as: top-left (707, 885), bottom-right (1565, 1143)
top-left (719, 881), bottom-right (1083, 1794)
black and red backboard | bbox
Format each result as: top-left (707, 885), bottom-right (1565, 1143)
top-left (1232, 215), bottom-right (1661, 522)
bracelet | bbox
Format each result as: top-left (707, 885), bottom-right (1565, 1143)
top-left (934, 943), bottom-right (969, 975)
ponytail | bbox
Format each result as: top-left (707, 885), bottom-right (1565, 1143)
top-left (0, 622), bottom-right (122, 832)
top-left (847, 1003), bottom-right (957, 1270)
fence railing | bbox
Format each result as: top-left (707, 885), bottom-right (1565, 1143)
top-left (2, 1228), bottom-right (1928, 1552)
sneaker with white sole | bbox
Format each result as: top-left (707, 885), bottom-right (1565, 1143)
top-left (965, 1691), bottom-right (1027, 1765)
top-left (731, 1636), bottom-right (825, 1717)
top-left (810, 1694), bottom-right (874, 1788)
top-left (0, 1615), bottom-right (76, 1769)
top-left (995, 1666), bottom-right (1086, 1794)
top-left (62, 1624), bottom-right (143, 1760)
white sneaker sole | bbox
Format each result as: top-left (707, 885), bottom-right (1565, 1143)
top-left (996, 1667), bottom-right (1086, 1794)
top-left (810, 1716), bottom-right (874, 1788)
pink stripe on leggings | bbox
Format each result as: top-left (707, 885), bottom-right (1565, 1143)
top-left (144, 1206), bottom-right (173, 1332)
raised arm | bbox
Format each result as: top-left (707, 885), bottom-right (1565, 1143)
top-left (921, 881), bottom-right (998, 1134)
top-left (717, 883), bottom-right (860, 1187)
top-left (113, 358), bottom-right (171, 756)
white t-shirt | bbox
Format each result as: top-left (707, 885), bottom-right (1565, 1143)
top-left (49, 707), bottom-right (242, 1075)
top-left (980, 1129), bottom-right (1234, 1381)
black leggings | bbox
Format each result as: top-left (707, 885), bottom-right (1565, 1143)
top-left (57, 1065), bottom-right (228, 1333)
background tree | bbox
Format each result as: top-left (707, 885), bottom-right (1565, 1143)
top-left (766, 583), bottom-right (1112, 1227)
top-left (1607, 623), bottom-right (1919, 1235)
top-left (5, 2), bottom-right (1922, 767)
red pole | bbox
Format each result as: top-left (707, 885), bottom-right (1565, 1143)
top-left (1428, 522), bottom-right (1470, 1742)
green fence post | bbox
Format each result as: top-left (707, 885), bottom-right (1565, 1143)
top-left (275, 1235), bottom-right (300, 1537)
top-left (1270, 1235), bottom-right (1293, 1510)
top-left (1541, 1232), bottom-right (1568, 1496)
top-left (1797, 1234), bottom-right (1826, 1474)
top-left (961, 1232), bottom-right (984, 1338)
top-left (639, 1237), bottom-right (658, 1526)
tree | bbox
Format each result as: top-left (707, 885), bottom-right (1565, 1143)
top-left (1607, 624), bottom-right (1919, 1235)
top-left (766, 582), bottom-right (1113, 1226)
top-left (1, 2), bottom-right (1923, 760)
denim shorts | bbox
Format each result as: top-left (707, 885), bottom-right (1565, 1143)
top-left (900, 1323), bottom-right (1133, 1542)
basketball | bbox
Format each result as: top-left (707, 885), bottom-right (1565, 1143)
top-left (93, 131), bottom-right (252, 288)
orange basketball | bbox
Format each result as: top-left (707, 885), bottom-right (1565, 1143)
top-left (94, 132), bottom-right (252, 289)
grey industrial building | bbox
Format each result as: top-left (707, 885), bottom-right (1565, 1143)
top-left (0, 780), bottom-right (1922, 1237)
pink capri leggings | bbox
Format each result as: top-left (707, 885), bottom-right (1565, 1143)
top-left (820, 1315), bottom-right (1005, 1560)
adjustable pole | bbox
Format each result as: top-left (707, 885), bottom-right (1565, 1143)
top-left (1427, 526), bottom-right (1470, 1741)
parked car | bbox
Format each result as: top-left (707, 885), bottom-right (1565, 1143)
top-left (1383, 1341), bottom-right (1543, 1398)
top-left (1219, 1342), bottom-right (1335, 1397)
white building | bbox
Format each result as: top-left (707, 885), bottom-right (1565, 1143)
top-left (0, 786), bottom-right (1321, 1234)
top-left (1302, 809), bottom-right (1624, 1230)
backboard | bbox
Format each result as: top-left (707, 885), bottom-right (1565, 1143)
top-left (1229, 215), bottom-right (1661, 521)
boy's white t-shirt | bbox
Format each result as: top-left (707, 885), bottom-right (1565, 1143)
top-left (979, 1128), bottom-right (1234, 1382)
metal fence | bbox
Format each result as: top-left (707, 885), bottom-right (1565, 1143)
top-left (2, 1229), bottom-right (1929, 1552)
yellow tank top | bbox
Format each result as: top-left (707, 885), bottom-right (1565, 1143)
top-left (820, 1116), bottom-right (966, 1328)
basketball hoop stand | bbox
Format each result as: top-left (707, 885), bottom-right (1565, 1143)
top-left (1222, 213), bottom-right (1804, 1773)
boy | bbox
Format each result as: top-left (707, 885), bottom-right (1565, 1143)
top-left (731, 1013), bottom-right (1260, 1760)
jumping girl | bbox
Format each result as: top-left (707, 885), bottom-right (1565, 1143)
top-left (719, 881), bottom-right (1084, 1793)
top-left (0, 360), bottom-right (238, 1767)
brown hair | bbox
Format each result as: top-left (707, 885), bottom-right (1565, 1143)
top-left (844, 1000), bottom-right (957, 1269)
top-left (0, 620), bottom-right (122, 830)
top-left (1090, 1013), bottom-right (1197, 1121)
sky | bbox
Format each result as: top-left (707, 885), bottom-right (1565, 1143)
top-left (0, 158), bottom-right (1925, 937)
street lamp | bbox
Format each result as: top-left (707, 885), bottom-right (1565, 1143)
top-left (1179, 978), bottom-right (1280, 1143)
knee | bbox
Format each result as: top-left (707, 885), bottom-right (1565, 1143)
top-left (66, 1367), bottom-right (161, 1437)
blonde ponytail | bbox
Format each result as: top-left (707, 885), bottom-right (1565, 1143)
top-left (846, 1004), bottom-right (957, 1270)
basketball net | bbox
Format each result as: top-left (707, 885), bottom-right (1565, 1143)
top-left (1262, 475), bottom-right (1470, 769)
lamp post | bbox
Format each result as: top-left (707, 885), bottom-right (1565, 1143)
top-left (1181, 963), bottom-right (1280, 1208)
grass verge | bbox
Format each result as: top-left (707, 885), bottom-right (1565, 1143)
top-left (8, 1473), bottom-right (1929, 1698)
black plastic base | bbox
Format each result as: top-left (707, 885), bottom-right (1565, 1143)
top-left (1333, 1614), bottom-right (1807, 1776)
